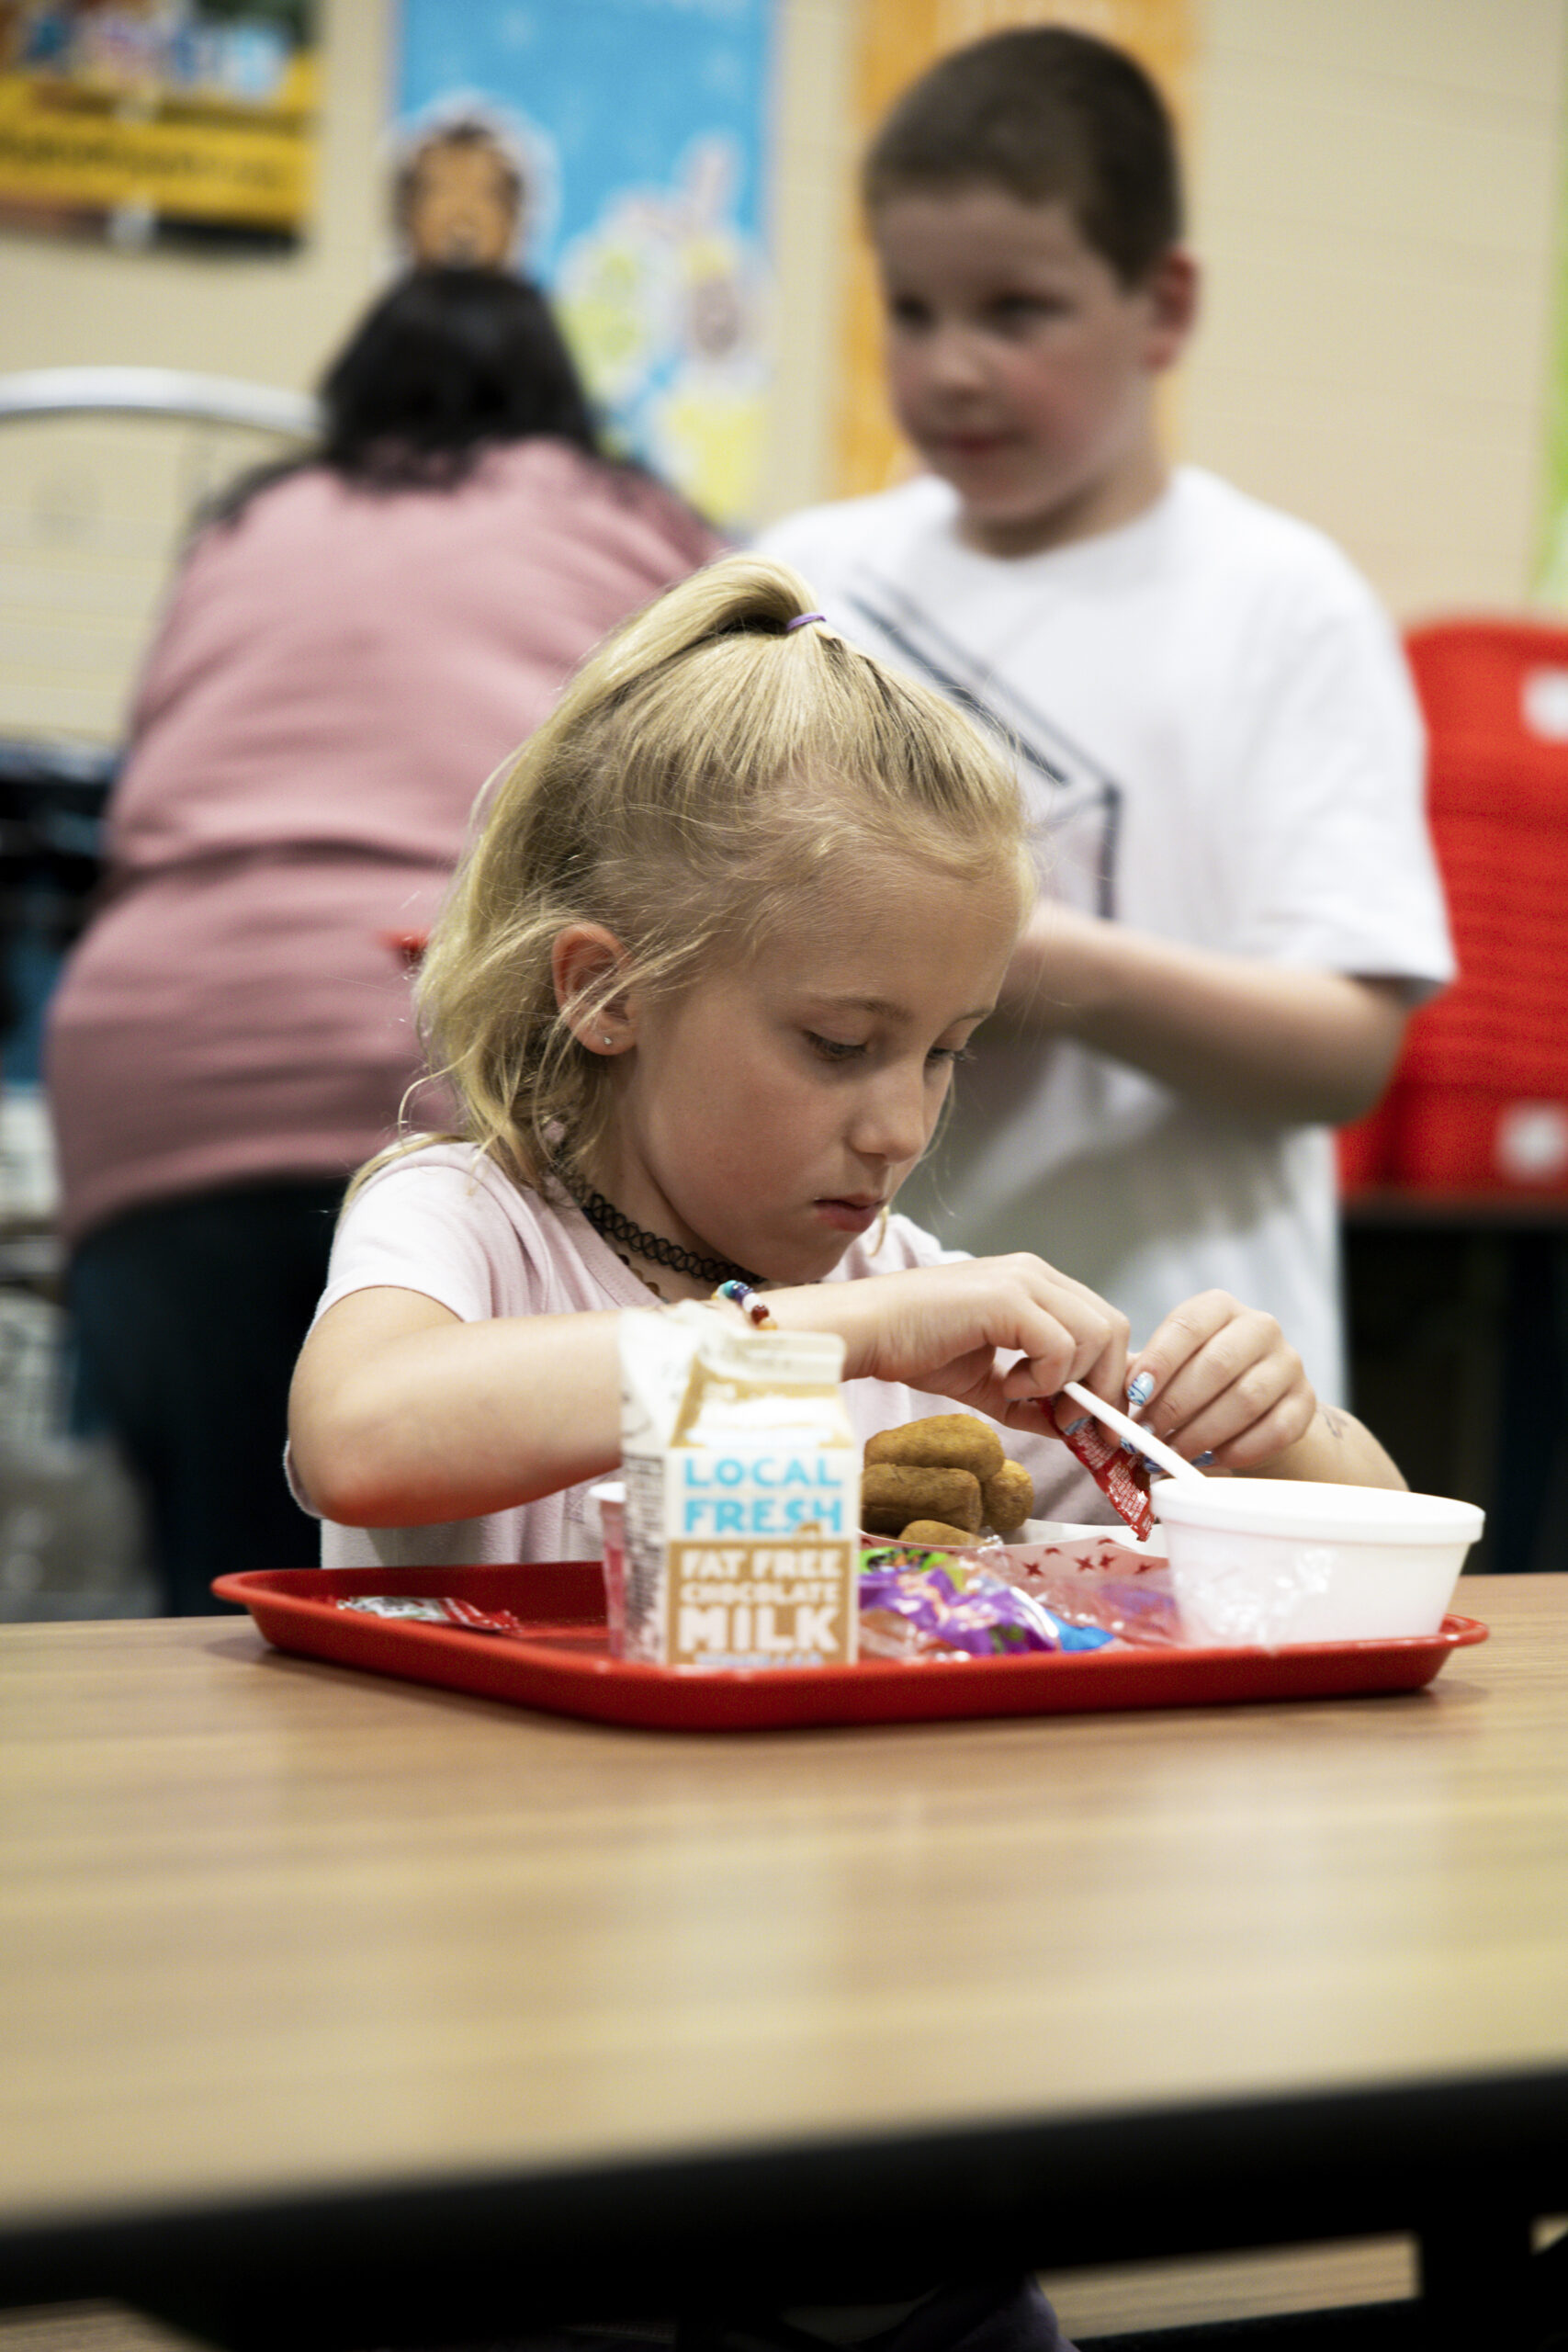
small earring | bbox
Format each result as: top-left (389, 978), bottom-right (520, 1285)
top-left (600, 1033), bottom-right (615, 1047)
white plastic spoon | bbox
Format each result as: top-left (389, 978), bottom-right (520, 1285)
top-left (1060, 1380), bottom-right (1206, 1485)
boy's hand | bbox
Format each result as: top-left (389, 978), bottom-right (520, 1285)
top-left (781, 1254), bottom-right (1130, 1426)
top-left (1121, 1290), bottom-right (1316, 1472)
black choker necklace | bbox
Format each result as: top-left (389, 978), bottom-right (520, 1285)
top-left (558, 1170), bottom-right (761, 1289)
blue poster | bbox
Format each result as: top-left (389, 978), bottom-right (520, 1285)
top-left (394, 0), bottom-right (777, 528)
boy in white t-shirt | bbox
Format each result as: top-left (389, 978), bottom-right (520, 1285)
top-left (759, 26), bottom-right (1453, 1403)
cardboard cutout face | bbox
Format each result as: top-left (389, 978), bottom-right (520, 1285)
top-left (401, 139), bottom-right (520, 269)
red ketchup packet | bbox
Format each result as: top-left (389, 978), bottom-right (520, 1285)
top-left (334, 1594), bottom-right (529, 1636)
top-left (1056, 1409), bottom-right (1156, 1542)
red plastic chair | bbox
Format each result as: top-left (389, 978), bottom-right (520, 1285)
top-left (1338, 617), bottom-right (1568, 1197)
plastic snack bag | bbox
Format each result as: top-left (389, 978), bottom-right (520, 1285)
top-left (857, 1547), bottom-right (1115, 1660)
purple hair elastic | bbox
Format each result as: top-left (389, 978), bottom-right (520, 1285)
top-left (785, 612), bottom-right (826, 629)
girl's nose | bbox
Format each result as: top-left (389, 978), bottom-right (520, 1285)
top-left (849, 1064), bottom-right (932, 1167)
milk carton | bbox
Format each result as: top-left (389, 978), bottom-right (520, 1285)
top-left (618, 1303), bottom-right (859, 1668)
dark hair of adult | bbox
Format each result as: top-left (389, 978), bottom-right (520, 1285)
top-left (861, 25), bottom-right (1182, 288)
top-left (208, 266), bottom-right (603, 525)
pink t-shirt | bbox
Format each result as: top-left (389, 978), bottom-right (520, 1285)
top-left (45, 442), bottom-right (722, 1244)
top-left (292, 1141), bottom-right (1111, 1567)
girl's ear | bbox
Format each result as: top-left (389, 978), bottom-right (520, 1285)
top-left (552, 922), bottom-right (637, 1055)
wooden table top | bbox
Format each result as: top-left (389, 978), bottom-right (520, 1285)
top-left (4, 1572), bottom-right (1565, 2257)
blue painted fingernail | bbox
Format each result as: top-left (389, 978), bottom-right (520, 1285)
top-left (1194, 1450), bottom-right (1214, 1468)
top-left (1126, 1370), bottom-right (1156, 1410)
top-left (1062, 1414), bottom-right (1090, 1435)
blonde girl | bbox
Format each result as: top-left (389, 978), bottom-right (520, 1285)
top-left (288, 555), bottom-right (1400, 1569)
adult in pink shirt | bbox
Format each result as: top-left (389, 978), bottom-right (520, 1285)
top-left (45, 266), bottom-right (722, 1611)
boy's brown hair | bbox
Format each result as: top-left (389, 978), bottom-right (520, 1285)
top-left (862, 25), bottom-right (1182, 288)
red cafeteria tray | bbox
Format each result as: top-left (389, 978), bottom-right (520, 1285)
top-left (212, 1563), bottom-right (1489, 1733)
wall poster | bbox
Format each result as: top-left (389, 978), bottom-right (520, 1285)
top-left (0, 2), bottom-right (318, 250)
top-left (394, 0), bottom-right (778, 534)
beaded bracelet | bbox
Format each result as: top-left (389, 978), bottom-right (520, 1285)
top-left (712, 1278), bottom-right (777, 1330)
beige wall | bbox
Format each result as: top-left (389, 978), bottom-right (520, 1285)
top-left (1, 0), bottom-right (1563, 740)
top-left (1182, 0), bottom-right (1568, 623)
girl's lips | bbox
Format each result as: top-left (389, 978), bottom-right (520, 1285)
top-left (815, 1196), bottom-right (884, 1234)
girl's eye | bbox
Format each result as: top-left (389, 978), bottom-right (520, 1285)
top-left (928, 1044), bottom-right (976, 1069)
top-left (806, 1033), bottom-right (867, 1063)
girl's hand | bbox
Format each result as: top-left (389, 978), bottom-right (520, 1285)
top-left (774, 1253), bottom-right (1130, 1428)
top-left (1118, 1290), bottom-right (1316, 1473)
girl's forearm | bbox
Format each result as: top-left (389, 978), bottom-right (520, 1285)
top-left (1004, 904), bottom-right (1409, 1125)
top-left (293, 1282), bottom-right (917, 1532)
top-left (289, 1299), bottom-right (630, 1528)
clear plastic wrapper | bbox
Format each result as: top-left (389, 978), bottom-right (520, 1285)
top-left (993, 1559), bottom-right (1185, 1646)
top-left (335, 1594), bottom-right (529, 1636)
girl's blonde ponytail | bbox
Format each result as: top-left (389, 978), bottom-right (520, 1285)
top-left (404, 553), bottom-right (1030, 1193)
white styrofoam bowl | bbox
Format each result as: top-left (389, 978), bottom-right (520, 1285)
top-left (1149, 1478), bottom-right (1484, 1646)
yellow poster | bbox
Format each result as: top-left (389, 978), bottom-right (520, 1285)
top-left (0, 3), bottom-right (318, 248)
top-left (838, 0), bottom-right (1194, 497)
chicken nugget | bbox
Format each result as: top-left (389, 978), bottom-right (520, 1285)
top-left (982, 1459), bottom-right (1035, 1536)
top-left (863, 1413), bottom-right (1005, 1480)
top-left (896, 1520), bottom-right (980, 1549)
top-left (861, 1463), bottom-right (983, 1535)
